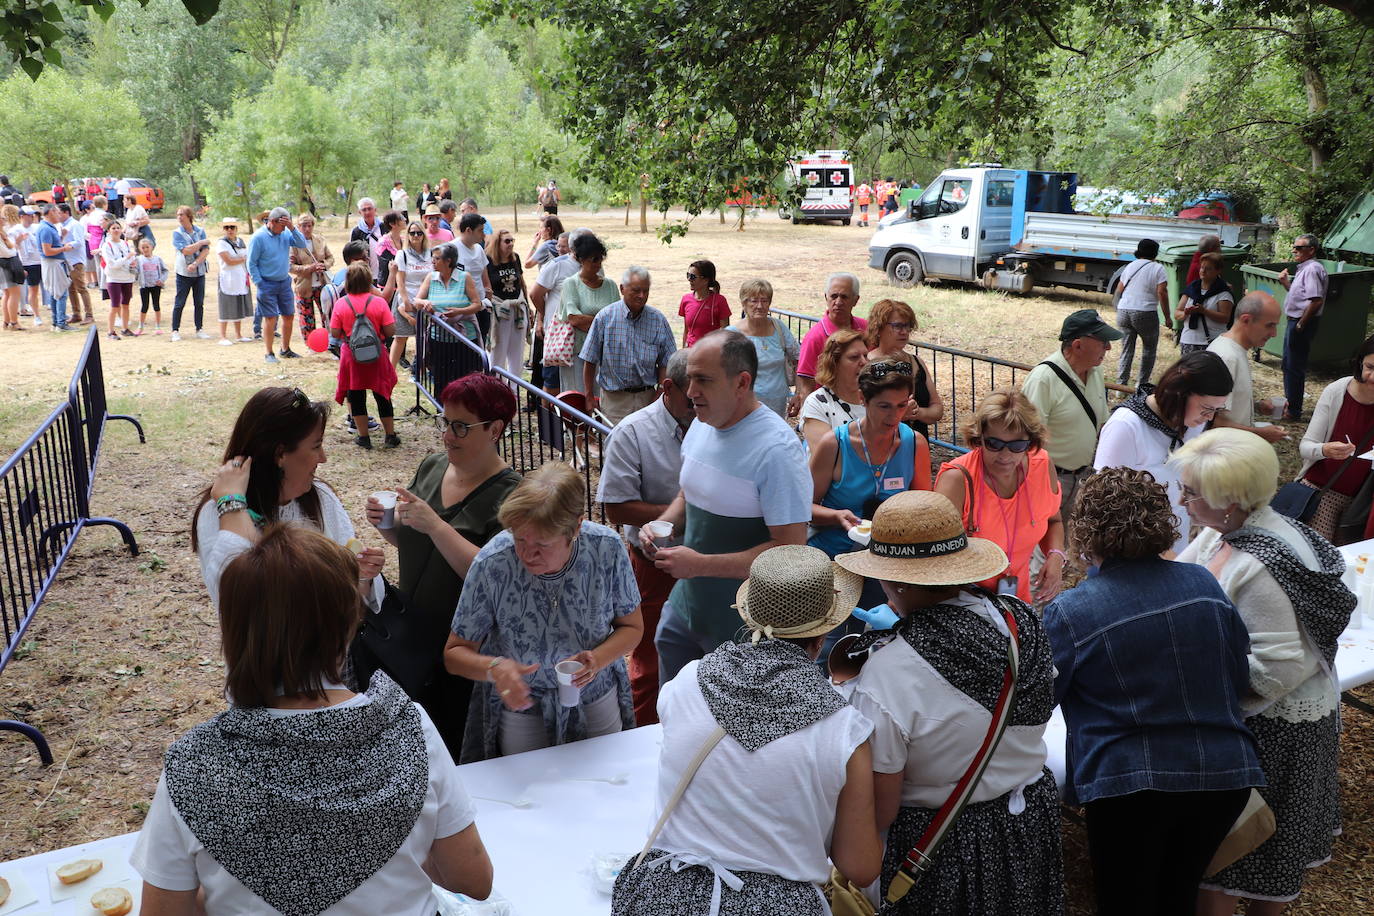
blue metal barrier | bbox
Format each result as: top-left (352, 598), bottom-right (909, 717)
top-left (1, 328), bottom-right (142, 765)
top-left (412, 312), bottom-right (612, 521)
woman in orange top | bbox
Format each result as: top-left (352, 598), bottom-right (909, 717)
top-left (934, 387), bottom-right (1065, 604)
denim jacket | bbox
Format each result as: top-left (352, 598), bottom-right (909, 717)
top-left (1043, 557), bottom-right (1264, 805)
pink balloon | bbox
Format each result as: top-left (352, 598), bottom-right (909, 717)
top-left (306, 328), bottom-right (330, 352)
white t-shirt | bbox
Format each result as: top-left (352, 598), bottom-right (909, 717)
top-left (130, 700), bottom-right (474, 916)
top-left (194, 482), bottom-right (382, 608)
top-left (390, 187), bottom-right (410, 211)
top-left (395, 247), bottom-right (433, 304)
top-left (1093, 407), bottom-right (1203, 554)
top-left (1115, 259), bottom-right (1168, 312)
top-left (650, 660), bottom-right (872, 883)
top-left (216, 238), bottom-right (249, 296)
top-left (114, 178), bottom-right (132, 197)
top-left (1208, 335), bottom-right (1256, 427)
top-left (455, 241), bottom-right (489, 302)
top-left (848, 592), bottom-right (1049, 809)
top-left (535, 254), bottom-right (579, 335)
top-left (15, 224), bottom-right (42, 265)
top-left (798, 387), bottom-right (865, 434)
top-left (126, 203), bottom-right (149, 227)
top-left (1178, 288), bottom-right (1234, 348)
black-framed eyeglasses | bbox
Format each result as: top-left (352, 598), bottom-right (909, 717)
top-left (865, 360), bottom-right (913, 380)
top-left (433, 416), bottom-right (493, 437)
top-left (983, 436), bottom-right (1032, 453)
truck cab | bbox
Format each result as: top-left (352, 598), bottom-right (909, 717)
top-left (870, 167), bottom-right (1075, 286)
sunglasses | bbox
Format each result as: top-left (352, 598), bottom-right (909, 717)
top-left (685, 272), bottom-right (699, 281)
top-left (408, 231), bottom-right (425, 237)
top-left (982, 436), bottom-right (1032, 453)
top-left (865, 360), bottom-right (913, 380)
top-left (1292, 244), bottom-right (1313, 251)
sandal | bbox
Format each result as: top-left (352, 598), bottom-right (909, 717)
top-left (107, 332), bottom-right (120, 340)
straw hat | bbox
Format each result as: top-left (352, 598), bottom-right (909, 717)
top-left (733, 545), bottom-right (864, 641)
top-left (423, 204), bottom-right (443, 218)
top-left (220, 217), bottom-right (238, 228)
top-left (834, 491), bottom-right (1008, 586)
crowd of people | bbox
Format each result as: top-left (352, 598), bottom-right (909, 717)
top-left (35, 185), bottom-right (1345, 914)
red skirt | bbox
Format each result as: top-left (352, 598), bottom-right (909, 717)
top-left (334, 343), bottom-right (398, 403)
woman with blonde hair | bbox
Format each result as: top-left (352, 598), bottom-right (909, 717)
top-left (798, 328), bottom-right (868, 453)
top-left (1172, 429), bottom-right (1353, 916)
top-left (444, 462), bottom-right (642, 761)
top-left (934, 387), bottom-right (1065, 604)
top-left (864, 298), bottom-right (942, 437)
top-left (484, 227), bottom-right (529, 377)
top-left (0, 204), bottom-right (22, 329)
top-left (730, 278), bottom-right (800, 418)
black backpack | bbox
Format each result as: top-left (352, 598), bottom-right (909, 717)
top-left (347, 295), bottom-right (383, 363)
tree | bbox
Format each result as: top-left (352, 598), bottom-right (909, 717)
top-left (251, 71), bottom-right (367, 216)
top-left (101, 0), bottom-right (237, 195)
top-left (2, 0), bottom-right (220, 78)
top-left (0, 68), bottom-right (148, 181)
top-left (193, 93), bottom-right (264, 225)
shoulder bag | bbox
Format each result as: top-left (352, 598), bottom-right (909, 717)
top-left (1272, 424), bottom-right (1374, 523)
top-left (627, 725), bottom-right (728, 870)
top-left (544, 315), bottom-right (577, 367)
top-left (1110, 260), bottom-right (1145, 308)
top-left (1036, 360), bottom-right (1097, 429)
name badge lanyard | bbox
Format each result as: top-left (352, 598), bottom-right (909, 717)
top-left (988, 464), bottom-right (1030, 586)
top-left (857, 419), bottom-right (901, 501)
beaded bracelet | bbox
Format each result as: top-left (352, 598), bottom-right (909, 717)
top-left (215, 497), bottom-right (248, 518)
top-left (215, 493), bottom-right (247, 507)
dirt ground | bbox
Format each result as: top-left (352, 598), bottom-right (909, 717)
top-left (1, 208), bottom-right (1370, 915)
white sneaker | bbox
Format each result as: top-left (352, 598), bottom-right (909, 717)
top-left (114, 317), bottom-right (123, 329)
top-left (32, 315), bottom-right (42, 326)
top-left (238, 336), bottom-right (254, 342)
top-left (170, 331), bottom-right (181, 342)
top-left (195, 330), bottom-right (212, 340)
top-left (217, 338), bottom-right (235, 346)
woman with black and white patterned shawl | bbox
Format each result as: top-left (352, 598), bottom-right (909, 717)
top-left (1173, 429), bottom-right (1355, 914)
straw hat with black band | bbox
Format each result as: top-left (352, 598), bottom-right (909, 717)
top-left (835, 490), bottom-right (1008, 586)
top-left (733, 544), bottom-right (864, 643)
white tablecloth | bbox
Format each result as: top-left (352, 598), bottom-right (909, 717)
top-left (0, 726), bottom-right (666, 916)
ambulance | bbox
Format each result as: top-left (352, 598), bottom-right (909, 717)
top-left (779, 150), bottom-right (855, 226)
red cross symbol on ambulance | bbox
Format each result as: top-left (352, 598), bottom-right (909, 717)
top-left (830, 171), bottom-right (845, 185)
top-left (805, 172), bottom-right (821, 186)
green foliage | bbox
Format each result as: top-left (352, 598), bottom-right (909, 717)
top-left (0, 67), bottom-right (148, 177)
top-left (1, 0), bottom-right (221, 78)
top-left (253, 70), bottom-right (366, 215)
top-left (193, 93), bottom-right (264, 223)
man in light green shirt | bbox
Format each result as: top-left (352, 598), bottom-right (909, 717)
top-left (1022, 309), bottom-right (1122, 523)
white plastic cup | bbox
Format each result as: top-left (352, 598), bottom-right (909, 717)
top-left (644, 520), bottom-right (674, 549)
top-left (1270, 396), bottom-right (1287, 420)
top-left (555, 659), bottom-right (585, 708)
top-left (371, 491), bottom-right (398, 529)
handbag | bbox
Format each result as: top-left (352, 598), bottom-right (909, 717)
top-left (349, 576), bottom-right (449, 701)
top-left (544, 316), bottom-right (576, 367)
top-left (0, 254), bottom-right (23, 285)
top-left (1272, 424), bottom-right (1374, 523)
top-left (1204, 788), bottom-right (1276, 876)
top-left (1336, 465), bottom-right (1374, 545)
top-left (825, 867), bottom-right (878, 916)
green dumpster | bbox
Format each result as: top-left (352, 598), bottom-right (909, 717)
top-left (899, 185), bottom-right (923, 207)
top-left (1242, 260), bottom-right (1374, 361)
top-left (1158, 244), bottom-right (1253, 323)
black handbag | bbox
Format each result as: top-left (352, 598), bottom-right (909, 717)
top-left (1272, 425), bottom-right (1374, 523)
top-left (350, 577), bottom-right (449, 701)
top-left (0, 254), bottom-right (23, 285)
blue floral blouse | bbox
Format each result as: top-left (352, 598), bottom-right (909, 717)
top-left (452, 520), bottom-right (640, 761)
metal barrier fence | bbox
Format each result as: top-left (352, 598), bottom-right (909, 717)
top-left (411, 312), bottom-right (612, 522)
top-left (1, 328), bottom-right (143, 765)
top-left (770, 307), bottom-right (1133, 453)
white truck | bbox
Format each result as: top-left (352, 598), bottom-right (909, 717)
top-left (867, 166), bottom-right (1274, 293)
top-left (779, 150), bottom-right (855, 226)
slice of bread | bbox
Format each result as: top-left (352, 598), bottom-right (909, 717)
top-left (55, 858), bottom-right (103, 884)
top-left (0, 875), bottom-right (10, 907)
top-left (91, 886), bottom-right (133, 916)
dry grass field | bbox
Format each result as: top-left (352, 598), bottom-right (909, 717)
top-left (1, 207), bottom-right (1369, 914)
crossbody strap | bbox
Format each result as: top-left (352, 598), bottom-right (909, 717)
top-left (1037, 361), bottom-right (1097, 429)
top-left (631, 725), bottom-right (728, 869)
top-left (886, 598), bottom-right (1021, 905)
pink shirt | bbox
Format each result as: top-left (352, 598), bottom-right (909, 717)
top-left (428, 228), bottom-right (455, 245)
top-left (678, 291), bottom-right (731, 347)
top-left (797, 313), bottom-right (869, 379)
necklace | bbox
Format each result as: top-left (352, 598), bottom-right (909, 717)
top-left (856, 418), bottom-right (900, 492)
top-left (533, 536), bottom-right (579, 611)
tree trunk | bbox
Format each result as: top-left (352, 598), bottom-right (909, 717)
top-left (513, 196), bottom-right (519, 234)
top-left (625, 198), bottom-right (630, 226)
top-left (1298, 15), bottom-right (1334, 227)
top-left (719, 208), bottom-right (725, 224)
top-left (639, 180), bottom-right (649, 234)
top-left (736, 206), bottom-right (746, 232)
